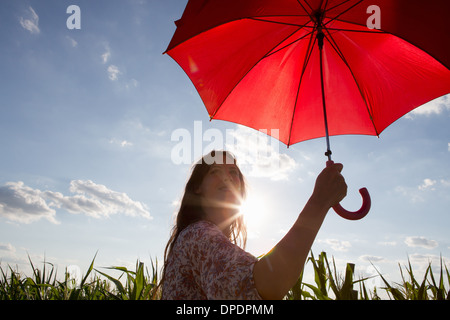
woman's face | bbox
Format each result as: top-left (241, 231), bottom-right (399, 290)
top-left (195, 163), bottom-right (242, 210)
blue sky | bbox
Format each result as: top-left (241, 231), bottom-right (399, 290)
top-left (0, 0), bottom-right (449, 295)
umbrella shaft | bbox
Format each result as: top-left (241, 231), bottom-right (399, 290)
top-left (317, 29), bottom-right (332, 161)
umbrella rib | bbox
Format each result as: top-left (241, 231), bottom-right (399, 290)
top-left (209, 26), bottom-right (308, 121)
top-left (248, 16), bottom-right (311, 28)
top-left (166, 14), bottom-right (309, 53)
top-left (323, 0), bottom-right (330, 13)
top-left (323, 27), bottom-right (380, 136)
top-left (264, 29), bottom-right (315, 59)
top-left (324, 27), bottom-right (386, 34)
top-left (323, 0), bottom-right (364, 27)
top-left (329, 19), bottom-right (448, 70)
top-left (322, 0), bottom-right (386, 36)
top-left (325, 0), bottom-right (354, 13)
top-left (297, 0), bottom-right (315, 16)
top-left (295, 0), bottom-right (316, 23)
top-left (287, 27), bottom-right (318, 146)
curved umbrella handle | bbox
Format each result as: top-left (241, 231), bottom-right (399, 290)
top-left (326, 161), bottom-right (371, 220)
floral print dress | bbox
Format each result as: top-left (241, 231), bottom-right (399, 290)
top-left (162, 220), bottom-right (262, 300)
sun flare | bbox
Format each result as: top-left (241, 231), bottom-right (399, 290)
top-left (239, 193), bottom-right (269, 230)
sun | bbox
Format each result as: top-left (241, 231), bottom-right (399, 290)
top-left (239, 193), bottom-right (269, 230)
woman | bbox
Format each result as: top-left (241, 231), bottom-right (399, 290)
top-left (161, 150), bottom-right (347, 300)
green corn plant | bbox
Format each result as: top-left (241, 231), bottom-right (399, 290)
top-left (324, 252), bottom-right (374, 300)
top-left (358, 277), bottom-right (382, 300)
top-left (95, 258), bottom-right (160, 300)
top-left (288, 251), bottom-right (377, 300)
top-left (1, 251), bottom-right (447, 300)
top-left (149, 257), bottom-right (161, 299)
top-left (0, 265), bottom-right (26, 300)
top-left (66, 253), bottom-right (99, 300)
top-left (303, 251), bottom-right (332, 300)
top-left (373, 255), bottom-right (449, 300)
top-left (325, 258), bottom-right (357, 300)
top-left (25, 255), bottom-right (59, 300)
top-left (427, 255), bottom-right (450, 300)
top-left (285, 269), bottom-right (305, 300)
top-left (400, 258), bottom-right (429, 300)
top-left (353, 271), bottom-right (380, 300)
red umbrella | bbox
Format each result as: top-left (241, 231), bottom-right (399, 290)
top-left (165, 0), bottom-right (450, 220)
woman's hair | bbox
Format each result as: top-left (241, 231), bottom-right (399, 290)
top-left (161, 150), bottom-right (247, 286)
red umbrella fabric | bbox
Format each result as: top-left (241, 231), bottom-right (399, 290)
top-left (165, 0), bottom-right (450, 219)
top-left (166, 0), bottom-right (449, 145)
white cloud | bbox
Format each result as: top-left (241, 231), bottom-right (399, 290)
top-left (101, 43), bottom-right (111, 64)
top-left (69, 180), bottom-right (151, 219)
top-left (101, 44), bottom-right (124, 82)
top-left (102, 52), bottom-right (111, 64)
top-left (440, 179), bottom-right (450, 187)
top-left (408, 253), bottom-right (437, 263)
top-left (395, 178), bottom-right (448, 203)
top-left (109, 138), bottom-right (133, 148)
top-left (99, 43), bottom-right (139, 88)
top-left (107, 65), bottom-right (121, 81)
top-left (407, 95), bottom-right (450, 117)
top-left (226, 126), bottom-right (297, 180)
top-left (66, 36), bottom-right (78, 48)
top-left (19, 7), bottom-right (40, 34)
top-left (0, 242), bottom-right (16, 253)
top-left (405, 236), bottom-right (438, 249)
top-left (405, 253), bottom-right (446, 273)
top-left (317, 238), bottom-right (352, 252)
top-left (418, 178), bottom-right (437, 191)
top-left (378, 241), bottom-right (397, 247)
top-left (0, 180), bottom-right (152, 224)
top-left (101, 44), bottom-right (122, 82)
top-left (394, 185), bottom-right (424, 203)
top-left (0, 182), bottom-right (59, 224)
top-left (359, 255), bottom-right (387, 263)
top-left (125, 78), bottom-right (140, 90)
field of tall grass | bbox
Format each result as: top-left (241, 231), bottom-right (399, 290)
top-left (1, 251), bottom-right (448, 300)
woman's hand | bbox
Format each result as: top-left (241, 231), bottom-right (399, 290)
top-left (310, 163), bottom-right (348, 211)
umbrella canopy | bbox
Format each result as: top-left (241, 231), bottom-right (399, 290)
top-left (166, 0), bottom-right (450, 146)
top-left (165, 0), bottom-right (450, 219)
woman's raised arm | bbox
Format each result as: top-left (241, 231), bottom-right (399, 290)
top-left (253, 163), bottom-right (347, 300)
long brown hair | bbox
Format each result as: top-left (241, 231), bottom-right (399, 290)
top-left (161, 150), bottom-right (248, 286)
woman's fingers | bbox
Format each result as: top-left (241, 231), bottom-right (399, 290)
top-left (312, 163), bottom-right (347, 209)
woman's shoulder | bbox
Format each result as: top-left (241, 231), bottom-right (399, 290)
top-left (173, 220), bottom-right (227, 259)
top-left (178, 220), bottom-right (222, 241)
